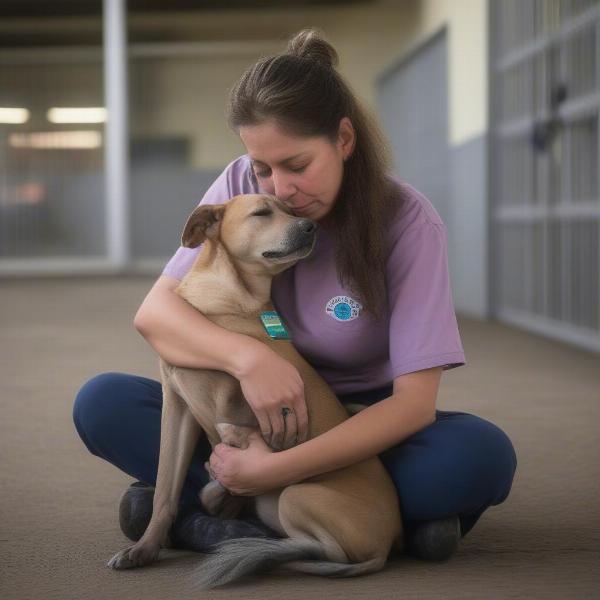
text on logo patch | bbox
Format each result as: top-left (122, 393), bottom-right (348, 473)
top-left (325, 295), bottom-right (362, 322)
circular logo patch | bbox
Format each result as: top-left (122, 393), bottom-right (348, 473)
top-left (326, 295), bottom-right (362, 322)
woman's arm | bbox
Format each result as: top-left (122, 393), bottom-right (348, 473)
top-left (268, 366), bottom-right (442, 487)
top-left (209, 366), bottom-right (442, 495)
top-left (134, 274), bottom-right (309, 444)
top-left (134, 275), bottom-right (255, 375)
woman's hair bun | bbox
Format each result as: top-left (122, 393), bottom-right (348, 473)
top-left (285, 28), bottom-right (339, 70)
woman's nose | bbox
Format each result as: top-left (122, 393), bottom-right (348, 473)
top-left (272, 171), bottom-right (296, 199)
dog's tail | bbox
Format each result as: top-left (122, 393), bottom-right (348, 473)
top-left (191, 536), bottom-right (385, 589)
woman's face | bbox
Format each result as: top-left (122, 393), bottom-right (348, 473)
top-left (239, 118), bottom-right (355, 222)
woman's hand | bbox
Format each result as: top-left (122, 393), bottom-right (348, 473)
top-left (208, 431), bottom-right (281, 496)
top-left (233, 341), bottom-right (308, 451)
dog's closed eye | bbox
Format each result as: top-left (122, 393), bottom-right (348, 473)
top-left (252, 209), bottom-right (273, 217)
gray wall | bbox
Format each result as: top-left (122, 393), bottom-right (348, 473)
top-left (450, 134), bottom-right (488, 318)
top-left (378, 29), bottom-right (451, 230)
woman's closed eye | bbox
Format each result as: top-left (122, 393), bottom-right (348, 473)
top-left (254, 165), bottom-right (307, 178)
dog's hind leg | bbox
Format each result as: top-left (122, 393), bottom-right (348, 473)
top-left (276, 482), bottom-right (390, 572)
top-left (199, 423), bottom-right (254, 519)
top-left (107, 383), bottom-right (202, 570)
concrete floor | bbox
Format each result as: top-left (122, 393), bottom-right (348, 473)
top-left (1, 276), bottom-right (599, 599)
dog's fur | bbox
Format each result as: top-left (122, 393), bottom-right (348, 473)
top-left (107, 194), bottom-right (402, 587)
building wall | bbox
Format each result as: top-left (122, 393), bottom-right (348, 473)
top-left (1, 0), bottom-right (491, 317)
top-left (125, 1), bottom-right (488, 166)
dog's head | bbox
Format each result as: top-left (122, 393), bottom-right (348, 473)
top-left (181, 194), bottom-right (317, 274)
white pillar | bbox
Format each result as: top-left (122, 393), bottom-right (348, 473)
top-left (103, 0), bottom-right (129, 269)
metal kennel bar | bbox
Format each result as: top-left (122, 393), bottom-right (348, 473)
top-left (489, 0), bottom-right (600, 352)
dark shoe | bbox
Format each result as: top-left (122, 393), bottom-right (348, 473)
top-left (170, 509), bottom-right (280, 553)
top-left (405, 515), bottom-right (461, 561)
top-left (118, 481), bottom-right (279, 551)
top-left (119, 481), bottom-right (155, 542)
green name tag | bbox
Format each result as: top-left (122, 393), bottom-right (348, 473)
top-left (260, 311), bottom-right (291, 340)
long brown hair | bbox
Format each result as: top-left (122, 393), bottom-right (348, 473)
top-left (226, 28), bottom-right (403, 319)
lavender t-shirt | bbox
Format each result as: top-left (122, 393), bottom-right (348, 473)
top-left (162, 155), bottom-right (466, 395)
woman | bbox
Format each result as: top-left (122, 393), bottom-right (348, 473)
top-left (73, 28), bottom-right (517, 562)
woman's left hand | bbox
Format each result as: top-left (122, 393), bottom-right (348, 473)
top-left (208, 431), bottom-right (280, 496)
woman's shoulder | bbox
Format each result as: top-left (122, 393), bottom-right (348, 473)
top-left (382, 176), bottom-right (450, 271)
top-left (222, 154), bottom-right (260, 195)
top-left (386, 175), bottom-right (445, 234)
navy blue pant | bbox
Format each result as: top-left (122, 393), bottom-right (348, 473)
top-left (72, 372), bottom-right (517, 538)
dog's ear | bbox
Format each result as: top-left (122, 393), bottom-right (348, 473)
top-left (181, 204), bottom-right (226, 248)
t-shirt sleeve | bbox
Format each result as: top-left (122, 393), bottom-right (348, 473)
top-left (386, 221), bottom-right (466, 378)
top-left (161, 155), bottom-right (256, 281)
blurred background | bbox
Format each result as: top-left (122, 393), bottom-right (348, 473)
top-left (2, 3), bottom-right (600, 598)
top-left (0, 0), bottom-right (598, 352)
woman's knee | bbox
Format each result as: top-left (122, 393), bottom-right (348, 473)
top-left (380, 411), bottom-right (517, 519)
top-left (461, 415), bottom-right (518, 505)
top-left (72, 372), bottom-right (147, 452)
top-left (489, 422), bottom-right (518, 503)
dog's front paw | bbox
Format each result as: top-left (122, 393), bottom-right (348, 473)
top-left (107, 542), bottom-right (160, 570)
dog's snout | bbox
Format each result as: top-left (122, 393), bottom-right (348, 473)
top-left (262, 216), bottom-right (317, 261)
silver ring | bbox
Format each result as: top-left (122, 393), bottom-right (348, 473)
top-left (281, 406), bottom-right (293, 418)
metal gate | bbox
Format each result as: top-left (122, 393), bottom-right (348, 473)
top-left (490, 0), bottom-right (600, 353)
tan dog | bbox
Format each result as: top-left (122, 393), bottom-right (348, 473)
top-left (107, 194), bottom-right (402, 587)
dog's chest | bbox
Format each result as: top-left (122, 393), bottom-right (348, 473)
top-left (208, 313), bottom-right (267, 340)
